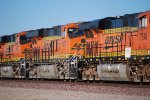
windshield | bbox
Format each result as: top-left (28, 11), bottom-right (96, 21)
top-left (68, 28), bottom-right (78, 35)
top-left (20, 35), bottom-right (30, 45)
top-left (68, 28), bottom-right (84, 38)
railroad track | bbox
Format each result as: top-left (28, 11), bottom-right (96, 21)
top-left (0, 78), bottom-right (150, 98)
top-left (0, 78), bottom-right (149, 88)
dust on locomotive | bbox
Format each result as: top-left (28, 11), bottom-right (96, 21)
top-left (0, 10), bottom-right (150, 82)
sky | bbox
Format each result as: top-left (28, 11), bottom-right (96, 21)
top-left (0, 0), bottom-right (150, 36)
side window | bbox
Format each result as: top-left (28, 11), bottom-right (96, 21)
top-left (68, 28), bottom-right (78, 35)
top-left (140, 16), bottom-right (147, 28)
top-left (68, 28), bottom-right (79, 38)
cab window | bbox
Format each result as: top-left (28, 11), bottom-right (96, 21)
top-left (68, 28), bottom-right (84, 38)
top-left (20, 35), bottom-right (30, 45)
top-left (140, 16), bottom-right (147, 28)
top-left (68, 28), bottom-right (78, 35)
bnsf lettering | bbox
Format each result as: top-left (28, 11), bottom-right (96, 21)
top-left (105, 36), bottom-right (121, 44)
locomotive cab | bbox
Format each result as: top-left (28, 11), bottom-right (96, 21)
top-left (17, 32), bottom-right (31, 58)
top-left (139, 11), bottom-right (150, 30)
top-left (138, 11), bottom-right (150, 54)
top-left (138, 11), bottom-right (150, 49)
top-left (61, 23), bottom-right (80, 38)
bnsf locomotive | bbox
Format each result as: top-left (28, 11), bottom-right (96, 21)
top-left (0, 10), bottom-right (150, 83)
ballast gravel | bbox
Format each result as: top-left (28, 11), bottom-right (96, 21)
top-left (0, 80), bottom-right (149, 100)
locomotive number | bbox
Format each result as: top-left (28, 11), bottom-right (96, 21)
top-left (105, 36), bottom-right (122, 44)
top-left (140, 33), bottom-right (147, 40)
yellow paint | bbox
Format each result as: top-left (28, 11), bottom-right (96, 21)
top-left (84, 49), bottom-right (150, 59)
top-left (103, 27), bottom-right (138, 34)
top-left (43, 36), bottom-right (62, 41)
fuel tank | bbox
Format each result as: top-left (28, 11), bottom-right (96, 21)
top-left (36, 65), bottom-right (58, 79)
top-left (0, 66), bottom-right (14, 78)
top-left (97, 63), bottom-right (131, 81)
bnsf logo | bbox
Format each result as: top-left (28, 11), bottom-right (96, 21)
top-left (105, 35), bottom-right (122, 44)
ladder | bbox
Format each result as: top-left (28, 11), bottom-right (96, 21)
top-left (68, 49), bottom-right (84, 79)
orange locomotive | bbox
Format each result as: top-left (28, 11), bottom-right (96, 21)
top-left (78, 10), bottom-right (150, 82)
top-left (26, 23), bottom-right (87, 79)
top-left (0, 10), bottom-right (150, 83)
top-left (0, 31), bottom-right (31, 78)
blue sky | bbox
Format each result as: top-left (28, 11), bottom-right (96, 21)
top-left (0, 0), bottom-right (150, 36)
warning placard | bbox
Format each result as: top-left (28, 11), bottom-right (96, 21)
top-left (125, 47), bottom-right (131, 58)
